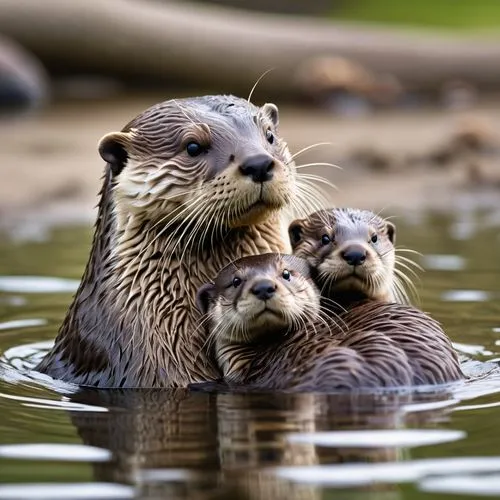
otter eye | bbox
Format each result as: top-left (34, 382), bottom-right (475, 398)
top-left (232, 277), bottom-right (242, 288)
top-left (282, 269), bottom-right (291, 281)
top-left (371, 234), bottom-right (378, 243)
top-left (186, 142), bottom-right (203, 157)
top-left (266, 129), bottom-right (274, 145)
top-left (321, 234), bottom-right (331, 246)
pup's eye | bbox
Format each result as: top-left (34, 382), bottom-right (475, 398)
top-left (266, 129), bottom-right (274, 145)
top-left (321, 234), bottom-right (331, 245)
top-left (282, 269), bottom-right (291, 280)
top-left (186, 142), bottom-right (204, 157)
top-left (371, 234), bottom-right (378, 243)
top-left (232, 277), bottom-right (242, 288)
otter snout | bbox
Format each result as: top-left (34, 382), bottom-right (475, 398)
top-left (341, 245), bottom-right (367, 266)
top-left (239, 154), bottom-right (275, 183)
top-left (251, 279), bottom-right (277, 300)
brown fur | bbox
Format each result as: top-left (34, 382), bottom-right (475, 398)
top-left (36, 95), bottom-right (319, 388)
top-left (290, 208), bottom-right (407, 311)
top-left (197, 254), bottom-right (463, 391)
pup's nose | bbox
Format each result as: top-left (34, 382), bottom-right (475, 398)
top-left (239, 154), bottom-right (275, 183)
top-left (341, 245), bottom-right (367, 266)
top-left (251, 279), bottom-right (277, 300)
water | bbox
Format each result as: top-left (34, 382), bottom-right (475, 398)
top-left (1, 211), bottom-right (500, 499)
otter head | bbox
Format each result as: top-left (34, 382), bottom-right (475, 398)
top-left (195, 253), bottom-right (320, 345)
top-left (97, 95), bottom-right (296, 233)
top-left (289, 208), bottom-right (396, 303)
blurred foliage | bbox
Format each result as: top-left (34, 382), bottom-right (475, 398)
top-left (331, 0), bottom-right (500, 30)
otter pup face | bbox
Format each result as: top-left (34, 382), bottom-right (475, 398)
top-left (97, 95), bottom-right (295, 230)
top-left (289, 208), bottom-right (396, 302)
top-left (196, 253), bottom-right (320, 343)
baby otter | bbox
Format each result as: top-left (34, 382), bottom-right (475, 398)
top-left (196, 254), bottom-right (462, 391)
top-left (36, 95), bottom-right (322, 388)
top-left (289, 208), bottom-right (412, 311)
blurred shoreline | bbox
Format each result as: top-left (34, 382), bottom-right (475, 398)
top-left (1, 93), bottom-right (500, 237)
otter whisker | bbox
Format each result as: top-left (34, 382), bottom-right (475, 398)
top-left (296, 173), bottom-right (339, 192)
top-left (294, 181), bottom-right (330, 216)
top-left (193, 311), bottom-right (223, 362)
top-left (247, 68), bottom-right (275, 103)
top-left (290, 142), bottom-right (333, 161)
top-left (394, 259), bottom-right (422, 281)
top-left (165, 195), bottom-right (212, 259)
top-left (133, 192), bottom-right (207, 268)
top-left (391, 274), bottom-right (413, 305)
top-left (177, 199), bottom-right (216, 269)
top-left (395, 253), bottom-right (424, 272)
top-left (395, 247), bottom-right (423, 256)
top-left (294, 162), bottom-right (341, 171)
top-left (393, 268), bottom-right (419, 302)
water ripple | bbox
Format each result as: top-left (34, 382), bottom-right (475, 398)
top-left (285, 429), bottom-right (465, 448)
top-left (274, 456), bottom-right (500, 487)
top-left (0, 444), bottom-right (111, 461)
top-left (442, 290), bottom-right (492, 302)
top-left (0, 276), bottom-right (80, 294)
top-left (420, 473), bottom-right (500, 496)
top-left (422, 254), bottom-right (466, 271)
top-left (0, 319), bottom-right (47, 331)
top-left (0, 483), bottom-right (135, 499)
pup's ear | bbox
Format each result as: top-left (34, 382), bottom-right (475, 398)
top-left (386, 221), bottom-right (396, 244)
top-left (98, 131), bottom-right (133, 176)
top-left (288, 219), bottom-right (305, 249)
top-left (195, 283), bottom-right (217, 315)
top-left (262, 102), bottom-right (279, 127)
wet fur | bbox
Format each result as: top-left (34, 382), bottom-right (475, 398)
top-left (36, 95), bottom-right (310, 388)
top-left (199, 254), bottom-right (463, 391)
top-left (290, 208), bottom-right (411, 311)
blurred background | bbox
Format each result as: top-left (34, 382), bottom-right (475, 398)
top-left (1, 0), bottom-right (500, 234)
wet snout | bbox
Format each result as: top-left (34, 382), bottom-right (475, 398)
top-left (251, 278), bottom-right (277, 301)
top-left (341, 244), bottom-right (367, 266)
top-left (239, 154), bottom-right (275, 183)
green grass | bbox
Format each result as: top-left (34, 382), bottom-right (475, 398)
top-left (331, 0), bottom-right (500, 31)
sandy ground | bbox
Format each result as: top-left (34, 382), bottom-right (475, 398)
top-left (1, 93), bottom-right (500, 236)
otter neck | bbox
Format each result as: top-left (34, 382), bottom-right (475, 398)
top-left (53, 169), bottom-right (287, 388)
top-left (214, 326), bottom-right (291, 383)
top-left (322, 287), bottom-right (393, 314)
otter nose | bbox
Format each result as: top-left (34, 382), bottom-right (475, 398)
top-left (341, 246), bottom-right (367, 266)
top-left (251, 279), bottom-right (277, 301)
top-left (239, 154), bottom-right (275, 183)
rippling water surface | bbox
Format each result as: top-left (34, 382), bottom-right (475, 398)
top-left (1, 211), bottom-right (500, 500)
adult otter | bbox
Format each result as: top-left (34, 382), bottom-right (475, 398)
top-left (289, 208), bottom-right (416, 311)
top-left (196, 253), bottom-right (462, 390)
top-left (36, 95), bottom-right (315, 388)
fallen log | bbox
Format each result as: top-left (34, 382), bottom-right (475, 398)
top-left (1, 0), bottom-right (500, 100)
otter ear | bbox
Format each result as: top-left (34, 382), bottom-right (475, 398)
top-left (386, 221), bottom-right (396, 244)
top-left (262, 103), bottom-right (279, 127)
top-left (98, 131), bottom-right (132, 176)
top-left (196, 283), bottom-right (216, 315)
top-left (288, 219), bottom-right (304, 249)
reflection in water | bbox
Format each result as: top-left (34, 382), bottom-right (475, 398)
top-left (66, 388), bottom-right (456, 500)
